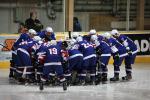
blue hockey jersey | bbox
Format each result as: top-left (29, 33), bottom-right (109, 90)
top-left (106, 37), bottom-right (127, 57)
top-left (117, 34), bottom-right (138, 54)
top-left (44, 45), bottom-right (62, 63)
top-left (95, 40), bottom-right (111, 55)
top-left (17, 38), bottom-right (38, 54)
top-left (77, 40), bottom-right (96, 58)
top-left (68, 44), bottom-right (83, 59)
top-left (13, 33), bottom-right (30, 49)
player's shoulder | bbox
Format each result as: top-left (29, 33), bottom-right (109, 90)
top-left (119, 34), bottom-right (126, 38)
top-left (38, 31), bottom-right (45, 35)
top-left (20, 32), bottom-right (28, 37)
top-left (109, 37), bottom-right (115, 41)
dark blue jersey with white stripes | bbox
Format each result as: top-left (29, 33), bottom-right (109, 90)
top-left (117, 34), bottom-right (138, 53)
top-left (13, 33), bottom-right (30, 48)
top-left (35, 42), bottom-right (49, 58)
top-left (18, 38), bottom-right (38, 53)
top-left (44, 45), bottom-right (62, 63)
top-left (96, 40), bottom-right (111, 54)
top-left (106, 37), bottom-right (127, 56)
top-left (68, 44), bottom-right (83, 59)
top-left (77, 40), bottom-right (96, 57)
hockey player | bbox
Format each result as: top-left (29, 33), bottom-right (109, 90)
top-left (90, 35), bottom-right (111, 84)
top-left (73, 33), bottom-right (97, 85)
top-left (38, 26), bottom-right (56, 42)
top-left (60, 41), bottom-right (71, 85)
top-left (9, 29), bottom-right (30, 79)
top-left (67, 39), bottom-right (83, 85)
top-left (103, 32), bottom-right (128, 81)
top-left (39, 40), bottom-right (67, 91)
top-left (34, 40), bottom-right (49, 83)
top-left (16, 29), bottom-right (38, 83)
top-left (111, 29), bottom-right (138, 80)
top-left (83, 29), bottom-right (103, 42)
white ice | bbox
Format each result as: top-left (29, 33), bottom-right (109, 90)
top-left (0, 63), bottom-right (150, 100)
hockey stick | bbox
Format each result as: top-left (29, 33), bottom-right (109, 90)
top-left (0, 43), bottom-right (10, 50)
top-left (68, 31), bottom-right (72, 39)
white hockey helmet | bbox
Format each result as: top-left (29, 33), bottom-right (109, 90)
top-left (88, 29), bottom-right (96, 35)
top-left (33, 36), bottom-right (42, 41)
top-left (111, 29), bottom-right (119, 36)
top-left (46, 26), bottom-right (53, 33)
top-left (91, 35), bottom-right (98, 42)
top-left (28, 29), bottom-right (37, 35)
top-left (33, 36), bottom-right (43, 44)
top-left (103, 32), bottom-right (111, 39)
top-left (50, 40), bottom-right (57, 45)
top-left (72, 32), bottom-right (79, 38)
top-left (76, 36), bottom-right (83, 42)
top-left (70, 38), bottom-right (76, 45)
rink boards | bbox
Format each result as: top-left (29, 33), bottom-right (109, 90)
top-left (0, 31), bottom-right (150, 68)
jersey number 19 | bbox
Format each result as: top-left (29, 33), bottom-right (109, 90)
top-left (49, 48), bottom-right (57, 55)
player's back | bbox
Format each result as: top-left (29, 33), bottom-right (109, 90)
top-left (35, 42), bottom-right (49, 57)
top-left (18, 39), bottom-right (37, 52)
top-left (78, 40), bottom-right (95, 57)
top-left (83, 35), bottom-right (91, 42)
top-left (13, 33), bottom-right (30, 48)
top-left (68, 44), bottom-right (82, 56)
top-left (99, 40), bottom-right (111, 53)
top-left (118, 35), bottom-right (137, 51)
top-left (97, 35), bottom-right (104, 41)
top-left (108, 37), bottom-right (126, 51)
top-left (45, 45), bottom-right (62, 63)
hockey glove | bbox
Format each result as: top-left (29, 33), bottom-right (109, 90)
top-left (114, 53), bottom-right (120, 61)
top-left (126, 47), bottom-right (132, 56)
top-left (96, 47), bottom-right (102, 55)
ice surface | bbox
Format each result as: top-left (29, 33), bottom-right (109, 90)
top-left (0, 63), bottom-right (150, 100)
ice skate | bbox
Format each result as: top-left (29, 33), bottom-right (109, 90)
top-left (122, 74), bottom-right (132, 81)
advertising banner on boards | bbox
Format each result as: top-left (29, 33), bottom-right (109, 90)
top-left (0, 35), bottom-right (17, 61)
top-left (126, 33), bottom-right (150, 55)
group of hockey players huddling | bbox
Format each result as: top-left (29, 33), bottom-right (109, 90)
top-left (9, 26), bottom-right (138, 91)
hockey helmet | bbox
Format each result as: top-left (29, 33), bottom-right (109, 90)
top-left (33, 36), bottom-right (42, 41)
top-left (111, 29), bottom-right (119, 36)
top-left (88, 29), bottom-right (96, 35)
top-left (46, 26), bottom-right (53, 33)
top-left (103, 32), bottom-right (111, 39)
top-left (72, 32), bottom-right (79, 39)
top-left (50, 40), bottom-right (57, 45)
top-left (91, 35), bottom-right (98, 42)
top-left (28, 29), bottom-right (37, 35)
top-left (76, 36), bottom-right (83, 42)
